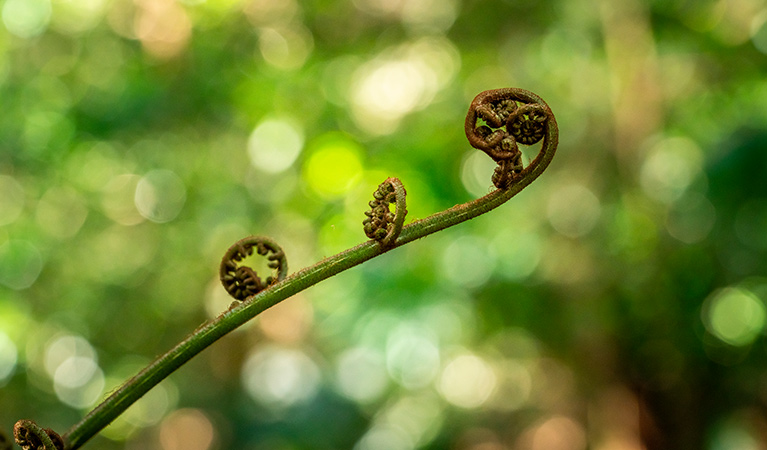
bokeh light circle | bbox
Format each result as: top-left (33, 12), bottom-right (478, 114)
top-left (241, 345), bottom-right (320, 409)
top-left (386, 325), bottom-right (441, 389)
top-left (441, 236), bottom-right (496, 288)
top-left (703, 286), bottom-right (766, 347)
top-left (45, 335), bottom-right (105, 408)
top-left (335, 346), bottom-right (389, 403)
top-left (438, 353), bottom-right (497, 408)
top-left (36, 186), bottom-right (89, 239)
top-left (101, 174), bottom-right (144, 226)
top-left (135, 170), bottom-right (187, 223)
top-left (159, 409), bottom-right (216, 450)
top-left (247, 117), bottom-right (304, 173)
top-left (0, 331), bottom-right (18, 386)
top-left (303, 133), bottom-right (364, 199)
top-left (639, 136), bottom-right (702, 204)
top-left (547, 184), bottom-right (601, 238)
top-left (2, 0), bottom-right (51, 38)
top-left (0, 240), bottom-right (43, 290)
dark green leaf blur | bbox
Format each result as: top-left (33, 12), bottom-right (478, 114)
top-left (1, 0), bottom-right (767, 448)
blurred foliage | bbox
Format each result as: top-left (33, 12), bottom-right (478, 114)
top-left (1, 0), bottom-right (767, 449)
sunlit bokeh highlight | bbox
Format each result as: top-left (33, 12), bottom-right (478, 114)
top-left (244, 0), bottom-right (299, 26)
top-left (241, 345), bottom-right (321, 409)
top-left (752, 12), bottom-right (767, 54)
top-left (0, 240), bottom-right (43, 290)
top-left (335, 346), bottom-right (388, 403)
top-left (640, 136), bottom-right (703, 204)
top-left (547, 183), bottom-right (602, 238)
top-left (205, 277), bottom-right (238, 320)
top-left (516, 416), bottom-right (587, 450)
top-left (703, 285), bottom-right (766, 347)
top-left (257, 295), bottom-right (313, 343)
top-left (36, 186), bottom-right (88, 239)
top-left (354, 424), bottom-right (413, 450)
top-left (159, 409), bottom-right (216, 450)
top-left (102, 174), bottom-right (145, 226)
top-left (247, 117), bottom-right (304, 173)
top-left (356, 393), bottom-right (444, 449)
top-left (384, 394), bottom-right (445, 446)
top-left (303, 132), bottom-right (364, 198)
top-left (438, 352), bottom-right (497, 409)
top-left (258, 26), bottom-right (314, 70)
top-left (135, 169), bottom-right (187, 223)
top-left (2, 0), bottom-right (51, 38)
top-left (353, 0), bottom-right (458, 32)
top-left (460, 150), bottom-right (496, 198)
top-left (0, 331), bottom-right (18, 386)
top-left (349, 37), bottom-right (459, 134)
top-left (45, 335), bottom-right (104, 408)
top-left (245, 0), bottom-right (313, 70)
top-left (2, 1), bottom-right (766, 448)
top-left (50, 0), bottom-right (107, 34)
top-left (53, 356), bottom-right (105, 409)
top-left (386, 324), bottom-right (440, 389)
top-left (441, 235), bottom-right (496, 288)
top-left (134, 0), bottom-right (192, 59)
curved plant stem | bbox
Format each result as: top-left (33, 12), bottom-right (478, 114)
top-left (62, 88), bottom-right (558, 450)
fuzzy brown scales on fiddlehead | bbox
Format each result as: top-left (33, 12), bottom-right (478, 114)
top-left (491, 158), bottom-right (524, 191)
top-left (220, 236), bottom-right (288, 301)
top-left (13, 420), bottom-right (64, 450)
top-left (507, 104), bottom-right (548, 145)
top-left (465, 88), bottom-right (552, 189)
top-left (48, 87), bottom-right (557, 450)
top-left (363, 177), bottom-right (407, 247)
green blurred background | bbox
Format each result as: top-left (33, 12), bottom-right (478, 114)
top-left (2, 0), bottom-right (767, 448)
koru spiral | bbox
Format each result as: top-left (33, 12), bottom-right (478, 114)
top-left (363, 177), bottom-right (407, 247)
top-left (465, 88), bottom-right (553, 189)
top-left (219, 236), bottom-right (288, 301)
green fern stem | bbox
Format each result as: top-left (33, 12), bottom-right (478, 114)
top-left (62, 88), bottom-right (558, 450)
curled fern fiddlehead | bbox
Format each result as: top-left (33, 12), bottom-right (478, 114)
top-left (507, 103), bottom-right (548, 145)
top-left (13, 420), bottom-right (63, 450)
top-left (465, 88), bottom-right (553, 189)
top-left (363, 177), bottom-right (407, 247)
top-left (220, 236), bottom-right (288, 301)
top-left (57, 87), bottom-right (557, 450)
